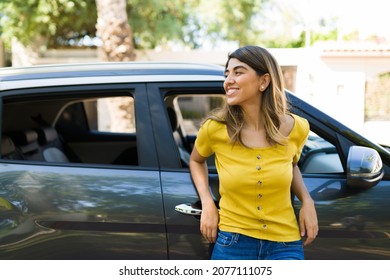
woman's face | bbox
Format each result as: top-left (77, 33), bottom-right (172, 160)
top-left (223, 58), bottom-right (264, 107)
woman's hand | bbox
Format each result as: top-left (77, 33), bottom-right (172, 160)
top-left (200, 201), bottom-right (219, 243)
top-left (299, 199), bottom-right (318, 246)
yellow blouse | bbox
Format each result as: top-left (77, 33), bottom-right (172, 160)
top-left (195, 114), bottom-right (309, 242)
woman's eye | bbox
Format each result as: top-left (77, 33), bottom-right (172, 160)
top-left (224, 71), bottom-right (243, 78)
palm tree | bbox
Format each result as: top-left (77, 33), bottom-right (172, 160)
top-left (95, 0), bottom-right (135, 61)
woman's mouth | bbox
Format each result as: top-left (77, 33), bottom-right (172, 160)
top-left (226, 88), bottom-right (239, 96)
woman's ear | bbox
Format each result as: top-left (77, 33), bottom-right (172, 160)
top-left (260, 73), bottom-right (271, 91)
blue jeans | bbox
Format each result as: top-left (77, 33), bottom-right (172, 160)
top-left (211, 230), bottom-right (304, 260)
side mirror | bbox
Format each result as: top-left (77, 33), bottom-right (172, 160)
top-left (347, 146), bottom-right (384, 188)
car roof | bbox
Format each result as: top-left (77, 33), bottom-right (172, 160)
top-left (0, 62), bottom-right (225, 80)
top-left (0, 61), bottom-right (225, 91)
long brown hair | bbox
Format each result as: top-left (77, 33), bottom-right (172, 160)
top-left (209, 45), bottom-right (289, 146)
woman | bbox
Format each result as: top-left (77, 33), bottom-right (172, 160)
top-left (189, 45), bottom-right (318, 260)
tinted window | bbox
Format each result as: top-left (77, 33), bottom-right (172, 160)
top-left (84, 97), bottom-right (136, 133)
top-left (2, 94), bottom-right (139, 166)
top-left (177, 95), bottom-right (224, 134)
top-left (299, 132), bottom-right (343, 173)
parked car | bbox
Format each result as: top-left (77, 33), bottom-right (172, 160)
top-left (0, 62), bottom-right (388, 260)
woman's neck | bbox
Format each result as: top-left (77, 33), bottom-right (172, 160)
top-left (242, 103), bottom-right (264, 131)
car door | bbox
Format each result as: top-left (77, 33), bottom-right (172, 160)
top-left (150, 82), bottom-right (390, 260)
top-left (0, 84), bottom-right (167, 259)
top-left (290, 93), bottom-right (390, 260)
top-left (147, 82), bottom-right (224, 259)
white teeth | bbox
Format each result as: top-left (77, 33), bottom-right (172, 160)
top-left (227, 88), bottom-right (238, 94)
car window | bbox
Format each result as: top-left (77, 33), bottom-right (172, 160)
top-left (170, 94), bottom-right (343, 174)
top-left (84, 97), bottom-right (136, 133)
top-left (1, 94), bottom-right (140, 166)
top-left (177, 95), bottom-right (225, 134)
top-left (299, 132), bottom-right (343, 174)
top-left (165, 94), bottom-right (224, 168)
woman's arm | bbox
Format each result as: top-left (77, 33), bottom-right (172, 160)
top-left (189, 147), bottom-right (219, 243)
top-left (291, 164), bottom-right (319, 246)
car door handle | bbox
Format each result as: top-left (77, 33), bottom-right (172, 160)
top-left (175, 203), bottom-right (202, 216)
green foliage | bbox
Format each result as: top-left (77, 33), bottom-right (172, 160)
top-left (266, 28), bottom-right (340, 48)
top-left (0, 0), bottom-right (353, 51)
top-left (194, 0), bottom-right (267, 47)
top-left (311, 29), bottom-right (338, 44)
top-left (127, 0), bottom-right (198, 49)
top-left (0, 0), bottom-right (96, 48)
top-left (0, 0), bottom-right (199, 49)
top-left (221, 0), bottom-right (265, 46)
top-left (266, 31), bottom-right (305, 48)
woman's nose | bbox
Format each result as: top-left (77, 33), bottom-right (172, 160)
top-left (224, 74), bottom-right (234, 84)
top-left (223, 79), bottom-right (231, 89)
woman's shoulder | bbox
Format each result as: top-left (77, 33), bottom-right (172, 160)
top-left (279, 113), bottom-right (309, 138)
top-left (291, 114), bottom-right (309, 132)
top-left (201, 118), bottom-right (226, 131)
top-left (287, 114), bottom-right (310, 144)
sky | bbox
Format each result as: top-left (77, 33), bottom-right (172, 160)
top-left (282, 0), bottom-right (390, 40)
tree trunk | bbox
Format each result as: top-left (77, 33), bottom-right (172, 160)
top-left (95, 0), bottom-right (135, 61)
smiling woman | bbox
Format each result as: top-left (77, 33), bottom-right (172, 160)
top-left (189, 46), bottom-right (318, 260)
